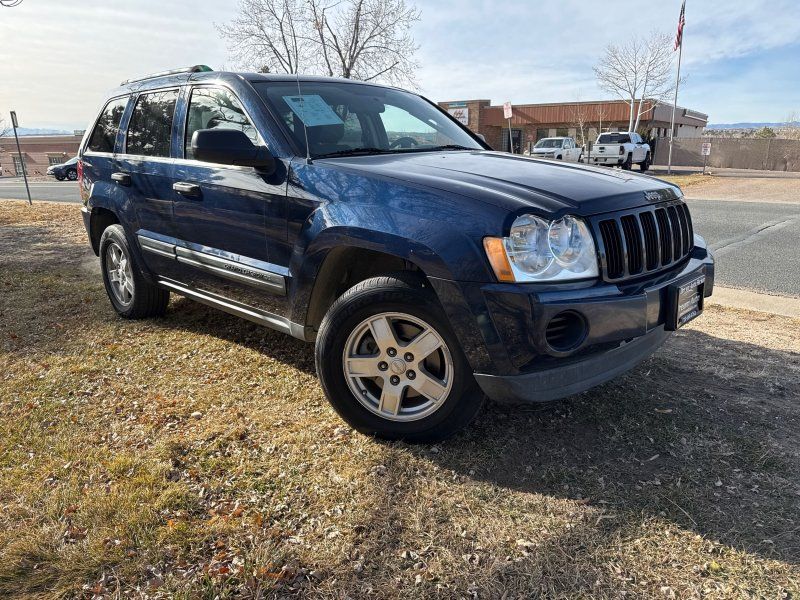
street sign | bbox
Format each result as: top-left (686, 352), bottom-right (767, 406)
top-left (700, 142), bottom-right (712, 175)
top-left (9, 110), bottom-right (32, 205)
top-left (503, 102), bottom-right (512, 119)
top-left (10, 110), bottom-right (18, 128)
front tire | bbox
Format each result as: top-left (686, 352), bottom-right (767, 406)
top-left (100, 224), bottom-right (170, 319)
top-left (315, 274), bottom-right (484, 442)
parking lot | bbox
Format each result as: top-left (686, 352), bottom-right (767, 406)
top-left (0, 176), bottom-right (798, 596)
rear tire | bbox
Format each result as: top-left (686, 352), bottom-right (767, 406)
top-left (639, 152), bottom-right (651, 172)
top-left (66, 169), bottom-right (78, 181)
top-left (621, 153), bottom-right (633, 170)
top-left (315, 274), bottom-right (484, 443)
top-left (100, 224), bottom-right (169, 319)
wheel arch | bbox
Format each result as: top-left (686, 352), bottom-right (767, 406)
top-left (297, 241), bottom-right (439, 332)
top-left (88, 206), bottom-right (120, 255)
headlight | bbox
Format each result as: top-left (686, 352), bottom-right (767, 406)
top-left (483, 214), bottom-right (599, 282)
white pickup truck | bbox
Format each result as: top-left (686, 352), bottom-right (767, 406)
top-left (525, 137), bottom-right (582, 162)
top-left (590, 131), bottom-right (651, 171)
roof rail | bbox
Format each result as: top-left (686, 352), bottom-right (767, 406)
top-left (120, 65), bottom-right (213, 86)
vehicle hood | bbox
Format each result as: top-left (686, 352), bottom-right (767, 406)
top-left (322, 150), bottom-right (680, 216)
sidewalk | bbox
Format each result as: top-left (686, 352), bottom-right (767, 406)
top-left (649, 165), bottom-right (800, 179)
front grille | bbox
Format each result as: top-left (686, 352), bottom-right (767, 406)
top-left (593, 201), bottom-right (694, 282)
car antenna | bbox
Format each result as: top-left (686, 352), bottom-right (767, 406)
top-left (295, 69), bottom-right (312, 164)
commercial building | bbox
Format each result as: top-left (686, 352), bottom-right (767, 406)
top-left (0, 132), bottom-right (84, 176)
top-left (439, 99), bottom-right (708, 154)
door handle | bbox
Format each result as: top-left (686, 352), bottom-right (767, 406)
top-left (111, 172), bottom-right (131, 186)
top-left (173, 182), bottom-right (202, 198)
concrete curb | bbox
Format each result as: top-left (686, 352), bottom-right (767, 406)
top-left (708, 286), bottom-right (800, 318)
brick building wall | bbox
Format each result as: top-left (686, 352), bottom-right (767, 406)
top-left (438, 99), bottom-right (707, 152)
top-left (0, 135), bottom-right (82, 176)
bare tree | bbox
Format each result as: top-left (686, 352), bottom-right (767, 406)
top-left (0, 115), bottom-right (9, 138)
top-left (218, 0), bottom-right (420, 86)
top-left (567, 93), bottom-right (590, 147)
top-left (217, 0), bottom-right (309, 74)
top-left (780, 110), bottom-right (800, 140)
top-left (593, 32), bottom-right (677, 132)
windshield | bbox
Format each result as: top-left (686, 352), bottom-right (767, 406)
top-left (597, 133), bottom-right (631, 144)
top-left (255, 81), bottom-right (483, 158)
top-left (534, 139), bottom-right (563, 149)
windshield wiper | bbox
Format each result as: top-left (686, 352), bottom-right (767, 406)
top-left (314, 147), bottom-right (396, 158)
top-left (403, 144), bottom-right (476, 152)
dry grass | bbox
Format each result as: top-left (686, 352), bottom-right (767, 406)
top-left (653, 173), bottom-right (715, 190)
top-left (1, 200), bottom-right (799, 599)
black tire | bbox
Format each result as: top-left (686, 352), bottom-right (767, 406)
top-left (99, 224), bottom-right (169, 319)
top-left (621, 153), bottom-right (633, 170)
top-left (315, 274), bottom-right (484, 443)
top-left (66, 169), bottom-right (78, 181)
top-left (639, 152), bottom-right (651, 172)
top-left (55, 175), bottom-right (65, 181)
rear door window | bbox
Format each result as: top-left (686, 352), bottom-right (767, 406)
top-left (87, 96), bottom-right (128, 153)
top-left (126, 89), bottom-right (179, 157)
top-left (184, 86), bottom-right (258, 160)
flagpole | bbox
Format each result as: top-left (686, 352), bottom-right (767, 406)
top-left (667, 4), bottom-right (685, 175)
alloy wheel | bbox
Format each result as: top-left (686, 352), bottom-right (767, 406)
top-left (105, 241), bottom-right (134, 307)
top-left (342, 312), bottom-right (454, 422)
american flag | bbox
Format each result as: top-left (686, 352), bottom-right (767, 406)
top-left (674, 0), bottom-right (686, 51)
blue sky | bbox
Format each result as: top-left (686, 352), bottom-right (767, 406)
top-left (1, 0), bottom-right (798, 130)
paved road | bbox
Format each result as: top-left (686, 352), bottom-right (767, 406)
top-left (687, 198), bottom-right (800, 298)
top-left (0, 180), bottom-right (81, 202)
top-left (1, 180), bottom-right (798, 297)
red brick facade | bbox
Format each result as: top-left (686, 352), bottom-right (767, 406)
top-left (0, 135), bottom-right (82, 176)
top-left (439, 99), bottom-right (708, 153)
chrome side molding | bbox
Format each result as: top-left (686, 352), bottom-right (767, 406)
top-left (157, 278), bottom-right (306, 338)
top-left (137, 232), bottom-right (286, 295)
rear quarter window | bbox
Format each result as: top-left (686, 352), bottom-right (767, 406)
top-left (87, 96), bottom-right (128, 153)
top-left (126, 89), bottom-right (179, 157)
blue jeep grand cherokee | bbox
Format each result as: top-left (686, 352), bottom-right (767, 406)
top-left (79, 66), bottom-right (714, 442)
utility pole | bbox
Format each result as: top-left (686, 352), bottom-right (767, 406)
top-left (10, 111), bottom-right (32, 205)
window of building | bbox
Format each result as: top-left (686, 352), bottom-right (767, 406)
top-left (556, 127), bottom-right (569, 137)
top-left (126, 89), bottom-right (179, 157)
top-left (501, 129), bottom-right (522, 153)
top-left (185, 87), bottom-right (258, 160)
top-left (48, 155), bottom-right (63, 166)
top-left (536, 128), bottom-right (548, 141)
top-left (12, 155), bottom-right (25, 175)
top-left (87, 96), bottom-right (128, 153)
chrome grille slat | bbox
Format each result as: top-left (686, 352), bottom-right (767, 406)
top-left (594, 201), bottom-right (694, 283)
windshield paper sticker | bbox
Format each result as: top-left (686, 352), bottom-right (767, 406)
top-left (282, 95), bottom-right (343, 127)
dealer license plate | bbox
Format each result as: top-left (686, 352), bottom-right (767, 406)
top-left (667, 275), bottom-right (705, 330)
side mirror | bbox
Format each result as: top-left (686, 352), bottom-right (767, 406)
top-left (192, 129), bottom-right (276, 174)
top-left (476, 133), bottom-right (486, 143)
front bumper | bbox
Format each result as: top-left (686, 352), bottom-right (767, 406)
top-left (431, 239), bottom-right (714, 404)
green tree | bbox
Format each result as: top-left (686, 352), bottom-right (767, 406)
top-left (755, 126), bottom-right (777, 139)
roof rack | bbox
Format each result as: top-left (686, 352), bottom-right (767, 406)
top-left (120, 65), bottom-right (213, 86)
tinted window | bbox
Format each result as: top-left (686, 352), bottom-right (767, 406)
top-left (87, 97), bottom-right (128, 153)
top-left (597, 133), bottom-right (631, 144)
top-left (255, 81), bottom-right (482, 158)
top-left (126, 89), bottom-right (179, 157)
top-left (185, 87), bottom-right (258, 160)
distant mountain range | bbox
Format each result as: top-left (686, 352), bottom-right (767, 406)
top-left (706, 121), bottom-right (800, 130)
top-left (1, 127), bottom-right (74, 136)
